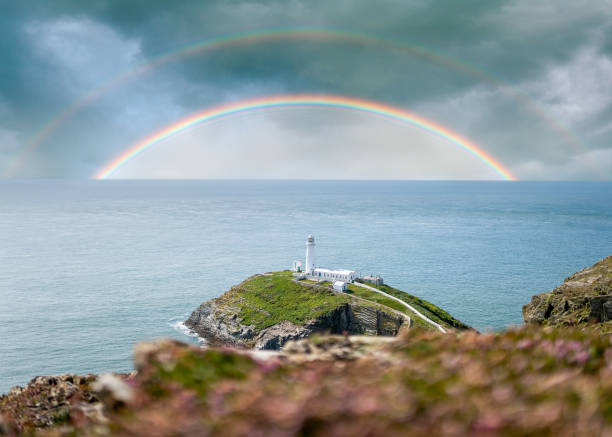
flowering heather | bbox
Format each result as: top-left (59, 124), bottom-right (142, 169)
top-left (2, 327), bottom-right (611, 437)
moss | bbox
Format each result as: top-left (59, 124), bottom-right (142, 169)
top-left (544, 292), bottom-right (554, 305)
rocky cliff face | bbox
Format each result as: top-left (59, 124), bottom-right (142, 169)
top-left (184, 271), bottom-right (471, 350)
top-left (186, 299), bottom-right (407, 350)
top-left (523, 255), bottom-right (612, 330)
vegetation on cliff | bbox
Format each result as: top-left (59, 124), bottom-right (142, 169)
top-left (347, 282), bottom-right (470, 330)
top-left (185, 271), bottom-right (415, 349)
top-left (184, 271), bottom-right (468, 349)
top-left (224, 271), bottom-right (350, 330)
top-left (3, 327), bottom-right (612, 436)
top-left (523, 255), bottom-right (612, 331)
top-left (213, 270), bottom-right (467, 332)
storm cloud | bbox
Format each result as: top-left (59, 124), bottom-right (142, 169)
top-left (1, 0), bottom-right (611, 179)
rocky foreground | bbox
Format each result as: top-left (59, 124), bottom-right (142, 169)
top-left (185, 271), bottom-right (468, 349)
top-left (3, 259), bottom-right (612, 436)
top-left (523, 255), bottom-right (612, 331)
top-left (2, 328), bottom-right (612, 436)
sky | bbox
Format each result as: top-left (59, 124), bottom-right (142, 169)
top-left (1, 0), bottom-right (612, 180)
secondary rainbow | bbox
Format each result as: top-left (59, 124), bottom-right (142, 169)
top-left (94, 95), bottom-right (517, 181)
top-left (7, 28), bottom-right (583, 178)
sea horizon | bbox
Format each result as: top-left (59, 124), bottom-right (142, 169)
top-left (1, 179), bottom-right (611, 392)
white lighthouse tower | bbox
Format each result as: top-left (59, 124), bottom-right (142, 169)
top-left (305, 235), bottom-right (315, 274)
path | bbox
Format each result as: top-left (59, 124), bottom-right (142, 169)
top-left (351, 282), bottom-right (447, 333)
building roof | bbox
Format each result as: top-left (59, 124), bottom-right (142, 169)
top-left (313, 268), bottom-right (356, 275)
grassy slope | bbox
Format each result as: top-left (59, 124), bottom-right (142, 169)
top-left (373, 283), bottom-right (470, 329)
top-left (219, 271), bottom-right (467, 332)
top-left (345, 283), bottom-right (468, 330)
top-left (228, 271), bottom-right (350, 330)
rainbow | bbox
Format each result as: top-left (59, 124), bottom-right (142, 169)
top-left (6, 28), bottom-right (583, 177)
top-left (93, 94), bottom-right (517, 181)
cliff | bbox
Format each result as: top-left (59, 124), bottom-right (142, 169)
top-left (185, 271), bottom-right (470, 349)
top-left (184, 271), bottom-right (410, 349)
top-left (523, 255), bottom-right (612, 331)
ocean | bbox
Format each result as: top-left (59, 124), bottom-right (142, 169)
top-left (1, 180), bottom-right (611, 392)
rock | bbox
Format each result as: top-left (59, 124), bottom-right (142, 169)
top-left (254, 320), bottom-right (308, 349)
top-left (588, 295), bottom-right (612, 322)
top-left (282, 335), bottom-right (395, 362)
top-left (185, 300), bottom-right (256, 348)
top-left (92, 374), bottom-right (134, 406)
top-left (523, 255), bottom-right (612, 329)
top-left (188, 300), bottom-right (407, 351)
top-left (0, 374), bottom-right (100, 432)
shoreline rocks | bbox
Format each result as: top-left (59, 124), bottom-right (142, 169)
top-left (185, 299), bottom-right (407, 350)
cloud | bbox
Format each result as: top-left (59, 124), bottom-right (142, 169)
top-left (24, 18), bottom-right (142, 93)
top-left (525, 43), bottom-right (612, 125)
top-left (0, 0), bottom-right (611, 179)
top-left (0, 128), bottom-right (20, 163)
top-left (516, 148), bottom-right (612, 180)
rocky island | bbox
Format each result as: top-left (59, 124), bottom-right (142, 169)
top-left (185, 270), bottom-right (470, 349)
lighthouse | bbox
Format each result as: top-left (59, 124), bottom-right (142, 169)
top-left (291, 235), bottom-right (357, 283)
top-left (305, 235), bottom-right (315, 273)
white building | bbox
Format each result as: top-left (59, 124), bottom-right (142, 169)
top-left (311, 268), bottom-right (358, 283)
top-left (333, 281), bottom-right (347, 291)
top-left (292, 235), bottom-right (358, 283)
top-left (361, 275), bottom-right (384, 286)
top-left (292, 260), bottom-right (303, 272)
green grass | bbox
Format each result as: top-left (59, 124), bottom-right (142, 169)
top-left (346, 284), bottom-right (434, 330)
top-left (217, 271), bottom-right (468, 333)
top-left (368, 284), bottom-right (470, 329)
top-left (228, 271), bottom-right (350, 330)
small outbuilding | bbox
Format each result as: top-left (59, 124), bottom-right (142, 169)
top-left (361, 275), bottom-right (384, 286)
top-left (333, 281), bottom-right (347, 291)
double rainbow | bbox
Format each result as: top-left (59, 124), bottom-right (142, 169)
top-left (94, 94), bottom-right (516, 181)
top-left (6, 28), bottom-right (582, 178)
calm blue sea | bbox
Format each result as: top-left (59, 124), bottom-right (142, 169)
top-left (1, 180), bottom-right (611, 392)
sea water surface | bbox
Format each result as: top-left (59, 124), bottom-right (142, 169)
top-left (1, 180), bottom-right (611, 392)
